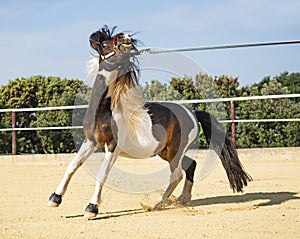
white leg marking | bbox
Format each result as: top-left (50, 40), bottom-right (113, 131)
top-left (154, 169), bottom-right (184, 209)
top-left (55, 139), bottom-right (96, 196)
top-left (89, 145), bottom-right (120, 205)
top-left (162, 167), bottom-right (184, 200)
top-left (177, 179), bottom-right (193, 204)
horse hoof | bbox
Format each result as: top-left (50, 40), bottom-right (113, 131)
top-left (154, 198), bottom-right (173, 210)
top-left (48, 200), bottom-right (60, 207)
top-left (176, 194), bottom-right (191, 205)
top-left (84, 203), bottom-right (98, 219)
top-left (48, 192), bottom-right (62, 207)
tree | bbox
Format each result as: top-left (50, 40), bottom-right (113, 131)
top-left (0, 102), bottom-right (11, 154)
top-left (0, 76), bottom-right (89, 154)
top-left (143, 79), bottom-right (182, 101)
top-left (253, 72), bottom-right (300, 95)
top-left (144, 72), bottom-right (300, 148)
top-left (236, 79), bottom-right (300, 147)
top-left (274, 72), bottom-right (300, 96)
top-left (170, 76), bottom-right (200, 100)
top-left (143, 73), bottom-right (243, 148)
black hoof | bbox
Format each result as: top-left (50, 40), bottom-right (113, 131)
top-left (85, 203), bottom-right (98, 214)
top-left (48, 192), bottom-right (62, 206)
top-left (84, 203), bottom-right (98, 219)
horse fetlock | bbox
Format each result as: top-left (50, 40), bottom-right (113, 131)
top-left (48, 192), bottom-right (62, 207)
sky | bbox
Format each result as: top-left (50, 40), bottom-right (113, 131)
top-left (0, 0), bottom-right (300, 87)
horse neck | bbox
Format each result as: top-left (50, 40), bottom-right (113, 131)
top-left (107, 73), bottom-right (152, 147)
top-left (106, 73), bottom-right (146, 123)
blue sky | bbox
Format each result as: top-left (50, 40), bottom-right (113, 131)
top-left (1, 0), bottom-right (300, 87)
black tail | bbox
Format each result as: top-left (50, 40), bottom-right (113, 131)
top-left (194, 110), bottom-right (252, 193)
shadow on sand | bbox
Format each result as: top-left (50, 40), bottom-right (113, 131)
top-left (189, 191), bottom-right (300, 207)
top-left (66, 191), bottom-right (299, 220)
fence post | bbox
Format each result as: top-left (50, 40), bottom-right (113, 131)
top-left (12, 111), bottom-right (17, 155)
top-left (230, 100), bottom-right (236, 147)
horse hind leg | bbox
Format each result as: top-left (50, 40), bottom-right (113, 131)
top-left (48, 139), bottom-right (96, 207)
top-left (154, 149), bottom-right (185, 209)
top-left (177, 155), bottom-right (197, 204)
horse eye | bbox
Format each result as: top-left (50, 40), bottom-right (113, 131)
top-left (102, 42), bottom-right (107, 48)
top-left (117, 35), bottom-right (123, 40)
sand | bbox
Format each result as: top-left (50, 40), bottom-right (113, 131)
top-left (0, 149), bottom-right (299, 239)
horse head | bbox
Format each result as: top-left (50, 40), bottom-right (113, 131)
top-left (89, 25), bottom-right (138, 62)
top-left (85, 25), bottom-right (140, 121)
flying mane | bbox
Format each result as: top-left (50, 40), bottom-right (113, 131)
top-left (49, 26), bottom-right (252, 219)
top-left (87, 26), bottom-right (150, 147)
top-left (86, 25), bottom-right (117, 85)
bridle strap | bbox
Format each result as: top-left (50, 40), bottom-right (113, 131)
top-left (100, 49), bottom-right (117, 60)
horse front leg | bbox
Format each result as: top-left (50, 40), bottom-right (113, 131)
top-left (48, 139), bottom-right (96, 207)
top-left (84, 144), bottom-right (120, 219)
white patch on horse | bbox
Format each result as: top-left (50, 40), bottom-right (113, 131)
top-left (112, 87), bottom-right (159, 158)
top-left (90, 143), bottom-right (119, 205)
top-left (181, 105), bottom-right (199, 146)
top-left (55, 138), bottom-right (96, 196)
top-left (99, 69), bottom-right (118, 85)
top-left (86, 56), bottom-right (99, 85)
top-left (85, 56), bottom-right (118, 85)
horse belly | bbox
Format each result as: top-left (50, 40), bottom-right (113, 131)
top-left (117, 132), bottom-right (160, 158)
top-left (113, 112), bottom-right (160, 158)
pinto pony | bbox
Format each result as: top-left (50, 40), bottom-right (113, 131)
top-left (48, 26), bottom-right (252, 219)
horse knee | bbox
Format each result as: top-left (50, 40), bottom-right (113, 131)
top-left (66, 160), bottom-right (83, 175)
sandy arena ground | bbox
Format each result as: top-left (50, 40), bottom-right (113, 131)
top-left (0, 148), bottom-right (299, 239)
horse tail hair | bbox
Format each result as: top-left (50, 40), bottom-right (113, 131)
top-left (194, 110), bottom-right (252, 193)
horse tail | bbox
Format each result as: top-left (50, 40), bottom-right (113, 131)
top-left (193, 110), bottom-right (252, 192)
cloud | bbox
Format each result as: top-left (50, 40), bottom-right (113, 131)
top-left (50, 0), bottom-right (74, 12)
top-left (0, 0), bottom-right (299, 86)
top-left (200, 0), bottom-right (300, 30)
top-left (0, 19), bottom-right (96, 84)
top-left (138, 0), bottom-right (300, 33)
top-left (0, 1), bottom-right (25, 20)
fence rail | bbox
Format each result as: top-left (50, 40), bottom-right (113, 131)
top-left (1, 94), bottom-right (299, 154)
top-left (0, 93), bottom-right (299, 114)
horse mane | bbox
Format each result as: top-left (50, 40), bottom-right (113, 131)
top-left (87, 25), bottom-right (147, 138)
top-left (108, 66), bottom-right (152, 147)
top-left (89, 25), bottom-right (117, 54)
top-left (106, 59), bottom-right (140, 110)
top-left (86, 48), bottom-right (142, 116)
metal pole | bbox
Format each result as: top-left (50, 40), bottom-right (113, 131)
top-left (230, 100), bottom-right (236, 147)
top-left (145, 40), bottom-right (300, 55)
top-left (12, 112), bottom-right (17, 155)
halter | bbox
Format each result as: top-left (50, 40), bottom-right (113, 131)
top-left (100, 49), bottom-right (117, 60)
top-left (100, 34), bottom-right (126, 60)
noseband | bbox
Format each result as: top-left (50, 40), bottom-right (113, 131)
top-left (100, 50), bottom-right (117, 61)
top-left (100, 34), bottom-right (129, 60)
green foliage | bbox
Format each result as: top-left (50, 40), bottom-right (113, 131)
top-left (253, 72), bottom-right (300, 95)
top-left (0, 71), bottom-right (299, 154)
top-left (0, 102), bottom-right (11, 154)
top-left (0, 76), bottom-right (90, 154)
top-left (143, 72), bottom-right (299, 148)
top-left (143, 80), bottom-right (181, 101)
top-left (236, 79), bottom-right (300, 148)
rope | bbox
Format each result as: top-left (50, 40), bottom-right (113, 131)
top-left (136, 40), bottom-right (300, 55)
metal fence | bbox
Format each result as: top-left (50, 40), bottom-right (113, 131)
top-left (1, 94), bottom-right (299, 154)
